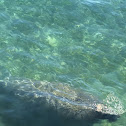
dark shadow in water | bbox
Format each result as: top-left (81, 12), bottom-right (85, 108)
top-left (0, 82), bottom-right (118, 126)
top-left (0, 95), bottom-right (95, 126)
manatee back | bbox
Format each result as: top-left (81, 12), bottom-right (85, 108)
top-left (0, 77), bottom-right (125, 121)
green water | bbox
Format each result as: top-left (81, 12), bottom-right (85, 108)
top-left (0, 0), bottom-right (126, 125)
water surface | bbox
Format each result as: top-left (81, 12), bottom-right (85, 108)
top-left (0, 0), bottom-right (126, 125)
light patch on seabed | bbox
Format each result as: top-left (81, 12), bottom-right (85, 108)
top-left (46, 36), bottom-right (58, 47)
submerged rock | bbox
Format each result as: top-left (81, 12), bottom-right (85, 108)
top-left (0, 77), bottom-right (125, 123)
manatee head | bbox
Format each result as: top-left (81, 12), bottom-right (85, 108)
top-left (95, 103), bottom-right (120, 122)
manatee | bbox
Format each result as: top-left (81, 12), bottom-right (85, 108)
top-left (0, 77), bottom-right (125, 124)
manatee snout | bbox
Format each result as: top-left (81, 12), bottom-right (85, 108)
top-left (95, 104), bottom-right (120, 122)
top-left (100, 113), bottom-right (119, 122)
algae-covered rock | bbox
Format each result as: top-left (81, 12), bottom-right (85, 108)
top-left (0, 77), bottom-right (125, 122)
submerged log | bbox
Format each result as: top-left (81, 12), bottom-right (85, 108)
top-left (0, 77), bottom-right (125, 123)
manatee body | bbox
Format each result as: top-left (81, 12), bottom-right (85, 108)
top-left (0, 77), bottom-right (122, 122)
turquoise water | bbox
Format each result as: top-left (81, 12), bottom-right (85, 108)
top-left (0, 0), bottom-right (126, 125)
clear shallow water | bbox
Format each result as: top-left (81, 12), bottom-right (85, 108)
top-left (0, 0), bottom-right (126, 126)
